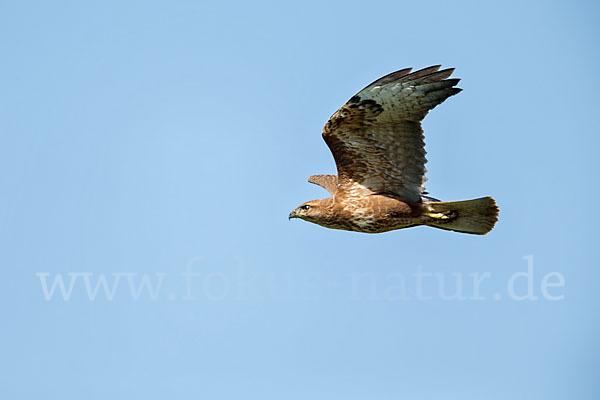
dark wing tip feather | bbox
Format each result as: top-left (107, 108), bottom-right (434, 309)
top-left (420, 68), bottom-right (455, 83)
top-left (360, 67), bottom-right (413, 92)
top-left (398, 65), bottom-right (442, 83)
top-left (359, 65), bottom-right (459, 95)
top-left (418, 78), bottom-right (461, 93)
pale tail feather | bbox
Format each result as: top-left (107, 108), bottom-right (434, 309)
top-left (424, 197), bottom-right (499, 235)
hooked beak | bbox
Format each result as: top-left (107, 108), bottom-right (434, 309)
top-left (288, 209), bottom-right (297, 220)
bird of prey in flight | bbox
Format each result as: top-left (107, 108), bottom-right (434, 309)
top-left (289, 66), bottom-right (498, 234)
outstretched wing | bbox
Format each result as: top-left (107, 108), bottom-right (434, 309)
top-left (322, 66), bottom-right (461, 202)
top-left (308, 175), bottom-right (338, 195)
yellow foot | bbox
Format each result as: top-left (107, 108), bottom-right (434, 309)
top-left (424, 212), bottom-right (453, 220)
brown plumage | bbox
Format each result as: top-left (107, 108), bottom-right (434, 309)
top-left (289, 66), bottom-right (499, 234)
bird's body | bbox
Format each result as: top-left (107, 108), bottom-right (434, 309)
top-left (289, 66), bottom-right (498, 235)
top-left (298, 193), bottom-right (416, 233)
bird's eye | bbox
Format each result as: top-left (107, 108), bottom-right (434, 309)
top-left (301, 205), bottom-right (311, 211)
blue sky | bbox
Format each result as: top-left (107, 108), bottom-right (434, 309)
top-left (1, 1), bottom-right (599, 398)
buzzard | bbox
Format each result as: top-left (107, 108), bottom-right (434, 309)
top-left (289, 66), bottom-right (498, 234)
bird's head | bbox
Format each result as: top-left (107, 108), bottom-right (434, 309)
top-left (289, 199), bottom-right (328, 222)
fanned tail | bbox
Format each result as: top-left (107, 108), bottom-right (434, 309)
top-left (423, 197), bottom-right (499, 235)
